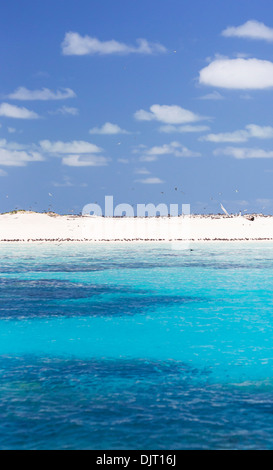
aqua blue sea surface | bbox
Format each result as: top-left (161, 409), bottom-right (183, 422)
top-left (1, 242), bottom-right (273, 449)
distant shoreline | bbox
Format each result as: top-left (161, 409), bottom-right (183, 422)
top-left (1, 239), bottom-right (273, 244)
top-left (0, 211), bottom-right (273, 243)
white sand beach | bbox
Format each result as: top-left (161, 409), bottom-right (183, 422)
top-left (0, 211), bottom-right (273, 242)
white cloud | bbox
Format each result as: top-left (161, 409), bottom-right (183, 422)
top-left (246, 124), bottom-right (273, 139)
top-left (8, 127), bottom-right (16, 134)
top-left (201, 130), bottom-right (249, 143)
top-left (199, 58), bottom-right (273, 89)
top-left (214, 147), bottom-right (273, 159)
top-left (146, 143), bottom-right (178, 156)
top-left (0, 103), bottom-right (39, 119)
top-left (0, 138), bottom-right (28, 151)
top-left (134, 167), bottom-right (151, 175)
top-left (62, 155), bottom-right (109, 167)
top-left (49, 106), bottom-right (79, 116)
top-left (138, 142), bottom-right (200, 160)
top-left (135, 177), bottom-right (164, 184)
top-left (0, 147), bottom-right (43, 166)
top-left (40, 140), bottom-right (102, 154)
top-left (159, 124), bottom-right (210, 133)
top-left (89, 122), bottom-right (130, 135)
top-left (198, 91), bottom-right (225, 100)
top-left (135, 104), bottom-right (203, 124)
top-left (0, 137), bottom-right (109, 168)
top-left (62, 32), bottom-right (167, 56)
top-left (118, 158), bottom-right (129, 164)
top-left (201, 124), bottom-right (273, 143)
top-left (8, 87), bottom-right (76, 101)
top-left (0, 169), bottom-right (7, 176)
top-left (144, 141), bottom-right (201, 158)
top-left (39, 139), bottom-right (109, 167)
top-left (222, 20), bottom-right (273, 42)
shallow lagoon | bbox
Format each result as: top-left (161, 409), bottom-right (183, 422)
top-left (1, 242), bottom-right (273, 449)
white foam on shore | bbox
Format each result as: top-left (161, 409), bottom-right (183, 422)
top-left (0, 212), bottom-right (273, 242)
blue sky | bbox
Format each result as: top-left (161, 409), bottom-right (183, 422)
top-left (1, 0), bottom-right (273, 214)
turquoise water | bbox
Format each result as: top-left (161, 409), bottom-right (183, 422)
top-left (1, 242), bottom-right (273, 449)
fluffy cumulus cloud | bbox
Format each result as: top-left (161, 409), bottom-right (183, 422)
top-left (61, 155), bottom-right (109, 167)
top-left (0, 148), bottom-right (43, 166)
top-left (222, 20), bottom-right (273, 42)
top-left (89, 122), bottom-right (130, 135)
top-left (0, 139), bottom-right (24, 151)
top-left (0, 138), bottom-right (109, 168)
top-left (139, 141), bottom-right (201, 161)
top-left (39, 140), bottom-right (108, 167)
top-left (214, 147), bottom-right (273, 159)
top-left (62, 32), bottom-right (167, 56)
top-left (134, 167), bottom-right (151, 175)
top-left (0, 103), bottom-right (39, 119)
top-left (246, 124), bottom-right (273, 138)
top-left (199, 58), bottom-right (273, 89)
top-left (201, 130), bottom-right (248, 143)
top-left (0, 140), bottom-right (43, 166)
top-left (135, 104), bottom-right (203, 124)
top-left (201, 124), bottom-right (273, 143)
top-left (135, 177), bottom-right (164, 184)
top-left (8, 87), bottom-right (76, 101)
top-left (39, 140), bottom-right (102, 154)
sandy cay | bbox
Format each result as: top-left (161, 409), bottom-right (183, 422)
top-left (0, 211), bottom-right (272, 242)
